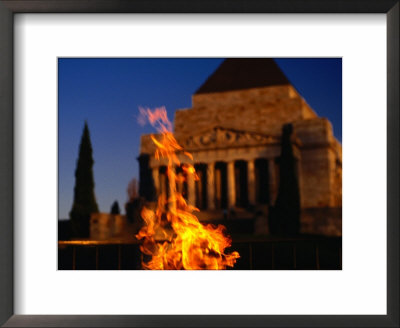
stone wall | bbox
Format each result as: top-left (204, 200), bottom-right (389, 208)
top-left (293, 117), bottom-right (334, 145)
top-left (174, 86), bottom-right (317, 139)
top-left (300, 207), bottom-right (342, 236)
top-left (299, 147), bottom-right (333, 208)
top-left (90, 213), bottom-right (135, 241)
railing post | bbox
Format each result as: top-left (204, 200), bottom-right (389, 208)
top-left (118, 245), bottom-right (122, 270)
top-left (249, 243), bottom-right (253, 270)
top-left (95, 246), bottom-right (99, 270)
top-left (72, 246), bottom-right (76, 270)
top-left (293, 243), bottom-right (297, 270)
top-left (271, 243), bottom-right (275, 270)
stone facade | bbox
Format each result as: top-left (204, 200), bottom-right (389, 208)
top-left (90, 213), bottom-right (134, 241)
top-left (139, 59), bottom-right (342, 236)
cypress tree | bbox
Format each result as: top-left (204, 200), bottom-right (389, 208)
top-left (70, 122), bottom-right (99, 238)
top-left (110, 201), bottom-right (120, 215)
top-left (269, 123), bottom-right (301, 236)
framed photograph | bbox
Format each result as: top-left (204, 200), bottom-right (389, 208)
top-left (0, 1), bottom-right (398, 327)
top-left (57, 57), bottom-right (343, 272)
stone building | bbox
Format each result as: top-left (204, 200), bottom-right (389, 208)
top-left (139, 59), bottom-right (342, 236)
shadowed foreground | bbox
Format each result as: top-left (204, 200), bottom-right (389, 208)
top-left (58, 235), bottom-right (341, 270)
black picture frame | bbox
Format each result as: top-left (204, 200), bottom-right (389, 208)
top-left (0, 1), bottom-right (398, 327)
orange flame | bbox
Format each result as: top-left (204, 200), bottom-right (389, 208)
top-left (136, 107), bottom-right (240, 270)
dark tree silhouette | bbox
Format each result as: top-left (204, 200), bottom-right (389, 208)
top-left (69, 122), bottom-right (99, 238)
top-left (269, 124), bottom-right (301, 236)
top-left (125, 178), bottom-right (145, 234)
top-left (110, 200), bottom-right (120, 215)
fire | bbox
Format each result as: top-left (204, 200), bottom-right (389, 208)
top-left (136, 107), bottom-right (240, 270)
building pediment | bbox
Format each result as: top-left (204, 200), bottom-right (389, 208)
top-left (179, 126), bottom-right (280, 150)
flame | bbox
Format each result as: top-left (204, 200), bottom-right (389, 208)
top-left (136, 107), bottom-right (240, 270)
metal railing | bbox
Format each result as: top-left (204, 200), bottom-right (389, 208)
top-left (58, 236), bottom-right (342, 270)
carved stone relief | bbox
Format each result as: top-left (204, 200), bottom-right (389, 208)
top-left (182, 127), bottom-right (279, 150)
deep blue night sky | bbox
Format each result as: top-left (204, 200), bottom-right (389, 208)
top-left (58, 58), bottom-right (342, 219)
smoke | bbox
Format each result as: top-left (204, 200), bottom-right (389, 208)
top-left (138, 106), bottom-right (172, 133)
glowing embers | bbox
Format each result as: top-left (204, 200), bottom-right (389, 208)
top-left (136, 107), bottom-right (239, 270)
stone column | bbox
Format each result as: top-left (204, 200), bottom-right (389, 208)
top-left (227, 161), bottom-right (236, 208)
top-left (215, 168), bottom-right (222, 209)
top-left (187, 167), bottom-right (196, 206)
top-left (268, 158), bottom-right (277, 205)
top-left (247, 159), bottom-right (256, 206)
top-left (177, 174), bottom-right (184, 195)
top-left (207, 162), bottom-right (215, 210)
top-left (152, 167), bottom-right (160, 198)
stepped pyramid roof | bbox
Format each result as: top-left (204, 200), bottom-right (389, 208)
top-left (195, 58), bottom-right (290, 94)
